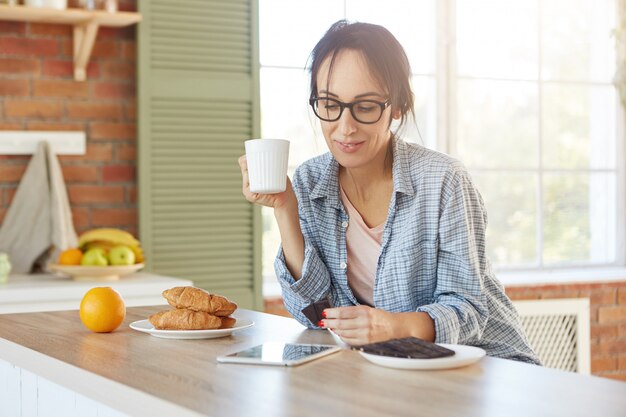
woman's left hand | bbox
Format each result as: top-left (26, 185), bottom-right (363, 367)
top-left (320, 306), bottom-right (396, 346)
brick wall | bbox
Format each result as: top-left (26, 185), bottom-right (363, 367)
top-left (0, 0), bottom-right (138, 236)
top-left (264, 281), bottom-right (626, 381)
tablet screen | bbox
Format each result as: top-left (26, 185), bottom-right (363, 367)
top-left (217, 342), bottom-right (340, 366)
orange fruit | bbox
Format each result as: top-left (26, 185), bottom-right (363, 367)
top-left (79, 287), bottom-right (126, 333)
top-left (58, 248), bottom-right (83, 265)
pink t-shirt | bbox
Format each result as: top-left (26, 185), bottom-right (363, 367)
top-left (339, 186), bottom-right (384, 306)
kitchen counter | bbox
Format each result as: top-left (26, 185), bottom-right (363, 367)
top-left (1, 306), bottom-right (625, 417)
top-left (0, 272), bottom-right (192, 313)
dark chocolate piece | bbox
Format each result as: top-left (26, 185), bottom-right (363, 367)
top-left (301, 304), bottom-right (318, 325)
top-left (352, 337), bottom-right (455, 359)
top-left (301, 298), bottom-right (332, 326)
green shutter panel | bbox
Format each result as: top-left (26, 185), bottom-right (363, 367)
top-left (138, 0), bottom-right (262, 309)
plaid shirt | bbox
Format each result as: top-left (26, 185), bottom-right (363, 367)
top-left (275, 138), bottom-right (540, 364)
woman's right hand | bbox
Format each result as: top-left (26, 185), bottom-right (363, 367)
top-left (238, 155), bottom-right (295, 210)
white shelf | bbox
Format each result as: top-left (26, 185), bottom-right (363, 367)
top-left (0, 131), bottom-right (86, 155)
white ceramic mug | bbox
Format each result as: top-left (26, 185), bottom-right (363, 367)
top-left (244, 139), bottom-right (290, 194)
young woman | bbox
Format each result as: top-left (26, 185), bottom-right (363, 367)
top-left (239, 20), bottom-right (540, 364)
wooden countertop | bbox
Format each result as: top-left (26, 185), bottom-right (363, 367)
top-left (0, 306), bottom-right (625, 417)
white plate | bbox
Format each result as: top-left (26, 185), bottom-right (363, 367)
top-left (358, 343), bottom-right (486, 370)
top-left (48, 263), bottom-right (144, 281)
top-left (129, 317), bottom-right (254, 340)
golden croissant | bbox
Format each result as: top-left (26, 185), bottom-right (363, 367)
top-left (149, 309), bottom-right (222, 330)
top-left (162, 287), bottom-right (237, 317)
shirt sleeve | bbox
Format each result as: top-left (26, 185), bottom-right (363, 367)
top-left (416, 166), bottom-right (490, 344)
top-left (273, 171), bottom-right (333, 328)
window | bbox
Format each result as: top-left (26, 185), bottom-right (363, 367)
top-left (259, 0), bottom-right (622, 294)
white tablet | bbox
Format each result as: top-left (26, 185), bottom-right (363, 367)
top-left (217, 342), bottom-right (341, 367)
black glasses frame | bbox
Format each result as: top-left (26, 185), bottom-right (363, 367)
top-left (309, 97), bottom-right (390, 124)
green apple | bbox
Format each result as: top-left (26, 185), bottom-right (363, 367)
top-left (108, 245), bottom-right (135, 266)
top-left (81, 248), bottom-right (108, 266)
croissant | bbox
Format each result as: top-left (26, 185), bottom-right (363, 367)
top-left (149, 308), bottom-right (222, 330)
top-left (219, 316), bottom-right (237, 329)
top-left (162, 287), bottom-right (237, 317)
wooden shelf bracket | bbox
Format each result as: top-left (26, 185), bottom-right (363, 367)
top-left (73, 21), bottom-right (99, 81)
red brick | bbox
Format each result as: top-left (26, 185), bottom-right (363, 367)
top-left (603, 373), bottom-right (626, 382)
top-left (598, 306), bottom-right (626, 324)
top-left (0, 37), bottom-right (59, 56)
top-left (0, 58), bottom-right (40, 76)
top-left (591, 357), bottom-right (617, 373)
top-left (98, 26), bottom-right (135, 40)
top-left (42, 60), bottom-right (99, 78)
top-left (538, 291), bottom-right (580, 300)
top-left (33, 80), bottom-right (89, 98)
top-left (127, 185), bottom-right (137, 204)
top-left (118, 0), bottom-right (137, 12)
top-left (591, 323), bottom-right (618, 340)
top-left (116, 143), bottom-right (136, 161)
top-left (597, 339), bottom-right (626, 354)
top-left (67, 102), bottom-right (121, 120)
top-left (0, 122), bottom-right (24, 130)
top-left (4, 187), bottom-right (17, 206)
top-left (588, 288), bottom-right (617, 306)
top-left (102, 165), bottom-right (135, 182)
top-left (61, 165), bottom-right (99, 182)
top-left (27, 121), bottom-right (84, 131)
top-left (125, 225), bottom-right (137, 238)
top-left (29, 23), bottom-right (72, 37)
top-left (68, 185), bottom-right (125, 204)
top-left (62, 143), bottom-right (112, 162)
top-left (71, 207), bottom-right (90, 229)
top-left (101, 61), bottom-right (135, 80)
top-left (90, 122), bottom-right (135, 140)
top-left (121, 41), bottom-right (136, 60)
top-left (0, 208), bottom-right (6, 225)
top-left (0, 164), bottom-right (27, 182)
top-left (60, 39), bottom-right (72, 57)
top-left (0, 79), bottom-right (29, 96)
top-left (0, 21), bottom-right (26, 34)
top-left (619, 356), bottom-right (626, 370)
top-left (91, 40), bottom-right (120, 58)
top-left (619, 324), bottom-right (626, 338)
top-left (92, 207), bottom-right (137, 226)
top-left (619, 287), bottom-right (626, 305)
top-left (125, 102), bottom-right (136, 121)
top-left (4, 100), bottom-right (63, 118)
top-left (92, 82), bottom-right (135, 99)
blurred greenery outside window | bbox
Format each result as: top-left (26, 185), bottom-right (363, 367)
top-left (259, 0), bottom-right (622, 296)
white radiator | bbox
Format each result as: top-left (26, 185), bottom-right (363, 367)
top-left (512, 298), bottom-right (590, 374)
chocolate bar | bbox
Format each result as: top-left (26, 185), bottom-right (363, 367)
top-left (352, 337), bottom-right (455, 359)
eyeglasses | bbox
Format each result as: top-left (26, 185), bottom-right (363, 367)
top-left (309, 97), bottom-right (390, 124)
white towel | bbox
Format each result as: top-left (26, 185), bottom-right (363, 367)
top-left (0, 141), bottom-right (77, 273)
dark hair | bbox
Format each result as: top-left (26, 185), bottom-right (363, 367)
top-left (308, 20), bottom-right (415, 130)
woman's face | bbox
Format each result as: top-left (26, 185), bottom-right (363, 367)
top-left (315, 49), bottom-right (397, 170)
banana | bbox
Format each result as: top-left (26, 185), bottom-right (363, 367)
top-left (78, 228), bottom-right (144, 263)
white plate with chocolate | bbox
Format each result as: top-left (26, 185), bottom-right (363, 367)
top-left (129, 316), bottom-right (254, 340)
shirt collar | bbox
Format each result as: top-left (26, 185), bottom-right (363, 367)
top-left (309, 136), bottom-right (415, 208)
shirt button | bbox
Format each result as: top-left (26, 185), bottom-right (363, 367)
top-left (341, 221), bottom-right (348, 228)
top-left (340, 262), bottom-right (347, 269)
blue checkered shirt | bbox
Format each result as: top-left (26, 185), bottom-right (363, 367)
top-left (275, 138), bottom-right (540, 364)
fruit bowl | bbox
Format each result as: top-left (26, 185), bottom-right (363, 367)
top-left (48, 263), bottom-right (145, 282)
